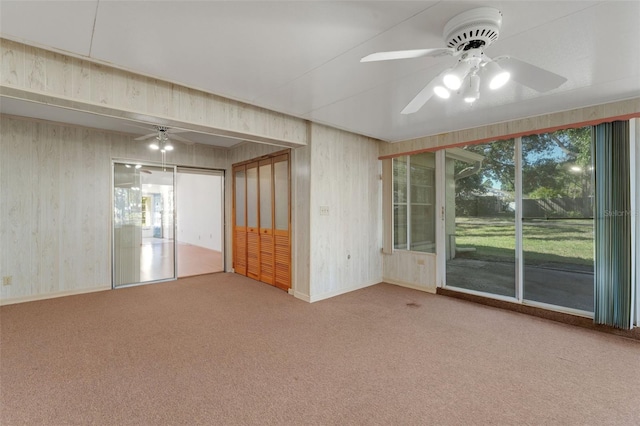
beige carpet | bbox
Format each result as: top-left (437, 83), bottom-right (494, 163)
top-left (1, 274), bottom-right (639, 425)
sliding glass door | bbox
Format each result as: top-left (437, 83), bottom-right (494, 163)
top-left (522, 129), bottom-right (594, 311)
top-left (444, 141), bottom-right (516, 298)
top-left (442, 127), bottom-right (595, 314)
top-left (113, 162), bottom-right (176, 287)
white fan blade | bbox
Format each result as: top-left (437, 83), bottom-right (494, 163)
top-left (361, 48), bottom-right (453, 63)
top-left (134, 132), bottom-right (157, 141)
top-left (495, 56), bottom-right (567, 92)
top-left (401, 77), bottom-right (440, 115)
top-left (169, 134), bottom-right (195, 145)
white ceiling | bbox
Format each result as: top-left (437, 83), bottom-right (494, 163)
top-left (1, 1), bottom-right (639, 144)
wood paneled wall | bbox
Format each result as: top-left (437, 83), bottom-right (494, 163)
top-left (0, 38), bottom-right (308, 147)
top-left (383, 252), bottom-right (437, 293)
top-left (0, 114), bottom-right (226, 304)
top-left (380, 98), bottom-right (640, 158)
top-left (292, 144), bottom-right (311, 300)
top-left (308, 123), bottom-right (383, 301)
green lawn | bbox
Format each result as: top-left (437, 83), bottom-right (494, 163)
top-left (454, 217), bottom-right (594, 268)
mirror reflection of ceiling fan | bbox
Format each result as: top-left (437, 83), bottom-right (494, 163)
top-left (134, 126), bottom-right (195, 152)
top-left (361, 7), bottom-right (567, 114)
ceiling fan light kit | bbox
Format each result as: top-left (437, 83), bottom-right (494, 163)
top-left (361, 7), bottom-right (567, 114)
top-left (134, 125), bottom-right (191, 152)
top-left (463, 74), bottom-right (481, 103)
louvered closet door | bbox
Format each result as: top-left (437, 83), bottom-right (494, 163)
top-left (232, 150), bottom-right (290, 290)
top-left (246, 163), bottom-right (260, 280)
top-left (259, 159), bottom-right (274, 284)
top-left (233, 166), bottom-right (247, 276)
top-left (273, 155), bottom-right (291, 290)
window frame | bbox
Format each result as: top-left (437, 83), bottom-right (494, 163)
top-left (393, 154), bottom-right (436, 253)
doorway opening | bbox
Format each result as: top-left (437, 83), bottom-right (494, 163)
top-left (176, 168), bottom-right (225, 277)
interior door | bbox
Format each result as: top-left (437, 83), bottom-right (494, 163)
top-left (246, 162), bottom-right (260, 280)
top-left (273, 154), bottom-right (291, 290)
top-left (233, 165), bottom-right (247, 276)
top-left (259, 159), bottom-right (274, 284)
top-left (232, 151), bottom-right (291, 290)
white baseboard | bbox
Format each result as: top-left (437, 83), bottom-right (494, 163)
top-left (0, 285), bottom-right (111, 306)
top-left (382, 277), bottom-right (437, 294)
top-left (309, 279), bottom-right (381, 303)
top-left (293, 291), bottom-right (311, 303)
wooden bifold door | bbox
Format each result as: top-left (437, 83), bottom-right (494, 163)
top-left (232, 151), bottom-right (291, 290)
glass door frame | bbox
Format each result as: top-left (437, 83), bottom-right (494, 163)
top-left (111, 159), bottom-right (178, 289)
top-left (436, 138), bottom-right (594, 318)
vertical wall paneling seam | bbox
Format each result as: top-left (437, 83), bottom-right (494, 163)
top-left (88, 1), bottom-right (100, 57)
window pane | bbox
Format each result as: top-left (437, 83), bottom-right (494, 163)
top-left (522, 127), bottom-right (594, 311)
top-left (393, 156), bottom-right (407, 203)
top-left (393, 156), bottom-right (408, 250)
top-left (445, 140), bottom-right (516, 298)
top-left (246, 166), bottom-right (258, 228)
top-left (393, 204), bottom-right (407, 250)
top-left (235, 169), bottom-right (246, 226)
top-left (274, 160), bottom-right (289, 230)
top-left (410, 152), bottom-right (435, 204)
top-left (409, 152), bottom-right (435, 253)
top-left (259, 163), bottom-right (272, 229)
top-left (410, 204), bottom-right (435, 253)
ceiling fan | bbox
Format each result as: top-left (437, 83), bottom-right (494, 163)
top-left (361, 7), bottom-right (567, 114)
top-left (134, 125), bottom-right (195, 152)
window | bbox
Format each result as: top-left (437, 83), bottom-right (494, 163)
top-left (393, 152), bottom-right (436, 253)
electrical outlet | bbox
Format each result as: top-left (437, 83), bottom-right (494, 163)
top-left (3, 276), bottom-right (12, 286)
top-left (319, 206), bottom-right (330, 216)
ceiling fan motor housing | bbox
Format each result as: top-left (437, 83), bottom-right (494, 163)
top-left (443, 7), bottom-right (502, 51)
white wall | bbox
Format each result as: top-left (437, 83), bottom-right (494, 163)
top-left (0, 115), bottom-right (227, 304)
top-left (308, 123), bottom-right (383, 302)
top-left (177, 173), bottom-right (222, 251)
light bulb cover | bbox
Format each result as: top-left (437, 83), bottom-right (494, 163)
top-left (135, 164), bottom-right (142, 169)
top-left (462, 74), bottom-right (481, 103)
top-left (443, 61), bottom-right (472, 91)
top-left (149, 143), bottom-right (159, 150)
top-left (164, 144), bottom-right (174, 151)
top-left (433, 86), bottom-right (450, 99)
top-left (485, 61), bottom-right (510, 90)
